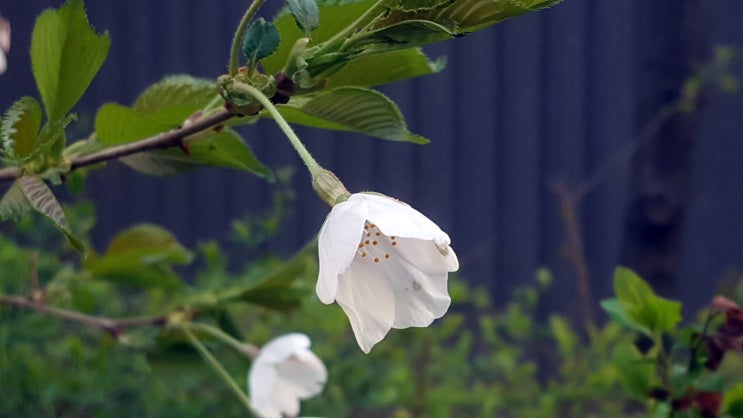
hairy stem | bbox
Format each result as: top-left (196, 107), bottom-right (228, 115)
top-left (228, 0), bottom-right (268, 76)
top-left (0, 107), bottom-right (235, 184)
top-left (182, 326), bottom-right (254, 413)
top-left (234, 81), bottom-right (321, 174)
top-left (0, 294), bottom-right (166, 336)
top-left (185, 321), bottom-right (260, 358)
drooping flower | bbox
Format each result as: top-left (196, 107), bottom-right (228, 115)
top-left (316, 192), bottom-right (459, 353)
top-left (0, 14), bottom-right (9, 75)
top-left (248, 333), bottom-right (327, 418)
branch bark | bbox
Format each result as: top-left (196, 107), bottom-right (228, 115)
top-left (0, 294), bottom-right (167, 337)
top-left (0, 107), bottom-right (236, 183)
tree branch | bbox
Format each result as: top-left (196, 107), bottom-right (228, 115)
top-left (0, 294), bottom-right (167, 337)
top-left (0, 107), bottom-right (236, 184)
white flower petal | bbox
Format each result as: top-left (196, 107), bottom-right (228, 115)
top-left (249, 360), bottom-right (280, 418)
top-left (276, 350), bottom-right (327, 399)
top-left (248, 333), bottom-right (326, 418)
top-left (336, 257), bottom-right (396, 353)
top-left (362, 193), bottom-right (448, 241)
top-left (394, 237), bottom-right (459, 274)
top-left (316, 195), bottom-right (368, 304)
top-left (0, 52), bottom-right (6, 75)
top-left (382, 248), bottom-right (452, 328)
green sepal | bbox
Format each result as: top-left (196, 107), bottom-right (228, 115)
top-left (30, 0), bottom-right (110, 122)
top-left (85, 224), bottom-right (192, 289)
top-left (271, 86), bottom-right (428, 143)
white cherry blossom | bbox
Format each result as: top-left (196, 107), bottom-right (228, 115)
top-left (317, 192), bottom-right (459, 353)
top-left (0, 14), bottom-right (9, 75)
top-left (248, 333), bottom-right (327, 418)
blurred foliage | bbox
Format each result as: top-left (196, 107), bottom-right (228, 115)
top-left (1, 194), bottom-right (646, 418)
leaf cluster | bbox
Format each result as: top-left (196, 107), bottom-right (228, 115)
top-left (601, 268), bottom-right (743, 418)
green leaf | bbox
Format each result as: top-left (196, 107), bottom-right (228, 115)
top-left (120, 129), bottom-right (273, 179)
top-left (95, 103), bottom-right (187, 145)
top-left (242, 18), bottom-right (281, 63)
top-left (19, 176), bottom-right (86, 253)
top-left (273, 87), bottom-right (428, 143)
top-left (1, 97), bottom-right (43, 161)
top-left (612, 267), bottom-right (682, 336)
top-left (30, 0), bottom-right (110, 121)
top-left (85, 224), bottom-right (192, 289)
top-left (600, 298), bottom-right (652, 337)
top-left (325, 48), bottom-right (445, 88)
top-left (722, 384), bottom-right (743, 416)
top-left (262, 0), bottom-right (377, 74)
top-left (287, 0), bottom-right (320, 35)
top-left (133, 75), bottom-right (217, 113)
top-left (216, 243), bottom-right (317, 310)
top-left (0, 180), bottom-right (32, 220)
top-left (95, 76), bottom-right (218, 145)
top-left (611, 342), bottom-right (655, 401)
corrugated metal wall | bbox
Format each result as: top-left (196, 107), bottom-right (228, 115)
top-left (2, 1), bottom-right (743, 317)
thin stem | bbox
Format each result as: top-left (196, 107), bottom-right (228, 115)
top-left (235, 81), bottom-right (321, 174)
top-left (185, 322), bottom-right (260, 358)
top-left (182, 326), bottom-right (254, 413)
top-left (0, 294), bottom-right (166, 336)
top-left (228, 0), bottom-right (268, 76)
top-left (0, 107), bottom-right (235, 184)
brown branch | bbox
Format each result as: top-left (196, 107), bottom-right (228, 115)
top-left (551, 180), bottom-right (595, 327)
top-left (0, 107), bottom-right (236, 184)
top-left (0, 294), bottom-right (167, 337)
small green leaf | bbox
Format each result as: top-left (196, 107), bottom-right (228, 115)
top-left (613, 267), bottom-right (682, 336)
top-left (18, 176), bottom-right (86, 253)
top-left (133, 75), bottom-right (217, 114)
top-left (30, 0), bottom-right (110, 121)
top-left (273, 87), bottom-right (428, 143)
top-left (611, 342), bottom-right (655, 401)
top-left (242, 18), bottom-right (281, 63)
top-left (86, 224), bottom-right (192, 289)
top-left (120, 129), bottom-right (273, 179)
top-left (600, 298), bottom-right (652, 337)
top-left (722, 384), bottom-right (743, 416)
top-left (0, 180), bottom-right (32, 220)
top-left (287, 0), bottom-right (320, 35)
top-left (262, 0), bottom-right (377, 75)
top-left (1, 97), bottom-right (43, 160)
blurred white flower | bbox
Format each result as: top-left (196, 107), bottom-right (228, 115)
top-left (248, 333), bottom-right (327, 418)
top-left (316, 193), bottom-right (459, 353)
top-left (0, 14), bottom-right (9, 75)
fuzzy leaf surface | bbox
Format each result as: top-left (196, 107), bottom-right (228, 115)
top-left (1, 97), bottom-right (42, 161)
top-left (120, 129), bottom-right (273, 179)
top-left (242, 18), bottom-right (281, 63)
top-left (19, 176), bottom-right (86, 253)
top-left (274, 87), bottom-right (428, 143)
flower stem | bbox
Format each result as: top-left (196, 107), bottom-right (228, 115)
top-left (182, 326), bottom-right (254, 413)
top-left (228, 0), bottom-right (268, 76)
top-left (235, 81), bottom-right (322, 175)
top-left (186, 322), bottom-right (259, 358)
